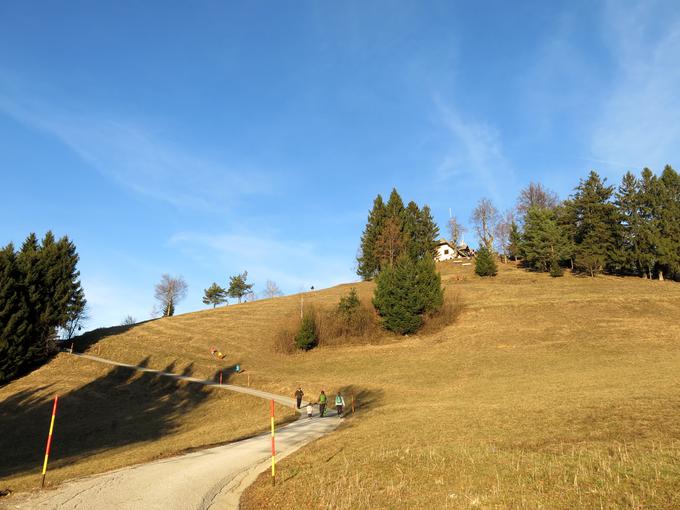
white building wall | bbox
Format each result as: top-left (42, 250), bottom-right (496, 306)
top-left (436, 243), bottom-right (456, 261)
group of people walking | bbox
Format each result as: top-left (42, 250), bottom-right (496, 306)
top-left (294, 387), bottom-right (346, 418)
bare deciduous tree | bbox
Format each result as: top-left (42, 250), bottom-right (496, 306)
top-left (121, 315), bottom-right (137, 326)
top-left (448, 215), bottom-right (466, 246)
top-left (516, 182), bottom-right (559, 216)
top-left (263, 280), bottom-right (283, 299)
top-left (61, 304), bottom-right (90, 340)
top-left (494, 210), bottom-right (515, 262)
top-left (154, 274), bottom-right (188, 317)
top-left (375, 216), bottom-right (405, 267)
top-left (471, 198), bottom-right (500, 252)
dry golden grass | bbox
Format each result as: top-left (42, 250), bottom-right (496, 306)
top-left (0, 354), bottom-right (294, 494)
top-left (240, 263), bottom-right (680, 509)
top-left (2, 261), bottom-right (680, 508)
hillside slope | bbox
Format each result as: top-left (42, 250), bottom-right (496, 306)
top-left (3, 262), bottom-right (680, 508)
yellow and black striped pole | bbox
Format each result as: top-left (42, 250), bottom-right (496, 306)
top-left (270, 399), bottom-right (276, 485)
top-left (41, 395), bottom-right (59, 488)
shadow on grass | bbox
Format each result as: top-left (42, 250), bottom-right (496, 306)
top-left (0, 358), bottom-right (210, 487)
top-left (335, 385), bottom-right (385, 417)
top-left (68, 319), bottom-right (158, 352)
top-left (210, 364), bottom-right (241, 385)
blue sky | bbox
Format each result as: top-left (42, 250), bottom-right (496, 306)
top-left (2, 1), bottom-right (679, 329)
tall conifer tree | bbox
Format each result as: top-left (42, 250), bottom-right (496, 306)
top-left (615, 172), bottom-right (645, 275)
top-left (571, 171), bottom-right (620, 276)
top-left (417, 205), bottom-right (440, 259)
top-left (403, 201), bottom-right (422, 261)
top-left (656, 165), bottom-right (680, 280)
top-left (385, 188), bottom-right (405, 220)
top-left (1, 232), bottom-right (85, 383)
top-left (372, 255), bottom-right (443, 334)
top-left (0, 244), bottom-right (30, 382)
top-left (521, 207), bottom-right (570, 272)
top-left (357, 195), bottom-right (386, 280)
top-left (637, 168), bottom-right (661, 278)
top-left (508, 221), bottom-right (522, 260)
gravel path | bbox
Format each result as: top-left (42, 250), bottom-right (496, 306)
top-left (6, 353), bottom-right (341, 510)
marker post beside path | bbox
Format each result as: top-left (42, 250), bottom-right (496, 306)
top-left (41, 395), bottom-right (59, 488)
top-left (270, 399), bottom-right (276, 485)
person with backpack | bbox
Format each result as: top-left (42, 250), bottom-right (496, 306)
top-left (318, 390), bottom-right (327, 417)
top-left (335, 392), bottom-right (345, 417)
top-left (294, 387), bottom-right (304, 409)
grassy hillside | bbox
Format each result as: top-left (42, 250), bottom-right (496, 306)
top-left (240, 264), bottom-right (680, 509)
top-left (0, 354), bottom-right (295, 494)
top-left (2, 262), bottom-right (680, 508)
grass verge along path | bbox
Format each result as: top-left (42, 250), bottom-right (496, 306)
top-left (4, 352), bottom-right (342, 510)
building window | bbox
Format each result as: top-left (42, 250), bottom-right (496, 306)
top-left (444, 249), bottom-right (449, 254)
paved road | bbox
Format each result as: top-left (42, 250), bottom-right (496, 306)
top-left (6, 354), bottom-right (341, 510)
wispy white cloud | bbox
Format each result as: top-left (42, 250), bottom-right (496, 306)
top-left (590, 1), bottom-right (680, 174)
top-left (433, 98), bottom-right (513, 202)
top-left (0, 76), bottom-right (274, 211)
top-left (169, 231), bottom-right (357, 294)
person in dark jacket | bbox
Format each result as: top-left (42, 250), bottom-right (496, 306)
top-left (294, 387), bottom-right (304, 409)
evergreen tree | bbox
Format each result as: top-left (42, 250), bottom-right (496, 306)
top-left (202, 283), bottom-right (228, 308)
top-left (507, 221), bottom-right (522, 260)
top-left (571, 171), bottom-right (620, 276)
top-left (356, 195), bottom-right (386, 280)
top-left (376, 188), bottom-right (408, 267)
top-left (475, 246), bottom-right (498, 277)
top-left (16, 233), bottom-right (44, 363)
top-left (1, 232), bottom-right (85, 383)
top-left (416, 205), bottom-right (440, 259)
top-left (48, 235), bottom-right (86, 345)
top-left (338, 287), bottom-right (361, 317)
top-left (375, 216), bottom-right (406, 267)
top-left (358, 189), bottom-right (439, 278)
top-left (555, 201), bottom-right (577, 269)
top-left (15, 232), bottom-right (84, 359)
top-left (656, 165), bottom-right (680, 280)
top-left (637, 168), bottom-right (661, 279)
top-left (295, 312), bottom-right (317, 350)
top-left (402, 201), bottom-right (422, 261)
top-left (0, 244), bottom-right (31, 383)
top-left (415, 256), bottom-right (444, 313)
top-left (521, 207), bottom-right (570, 272)
top-left (615, 172), bottom-right (645, 275)
top-left (227, 271), bottom-right (254, 303)
top-left (385, 187), bottom-right (405, 220)
top-left (372, 255), bottom-right (443, 334)
top-left (549, 257), bottom-right (564, 277)
top-left (397, 201), bottom-right (439, 262)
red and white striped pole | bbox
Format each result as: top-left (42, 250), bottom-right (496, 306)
top-left (270, 399), bottom-right (276, 485)
top-left (41, 395), bottom-right (59, 488)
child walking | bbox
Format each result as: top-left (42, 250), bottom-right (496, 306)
top-left (307, 402), bottom-right (313, 418)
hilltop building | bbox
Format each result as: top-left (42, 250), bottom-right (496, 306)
top-left (435, 239), bottom-right (475, 261)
